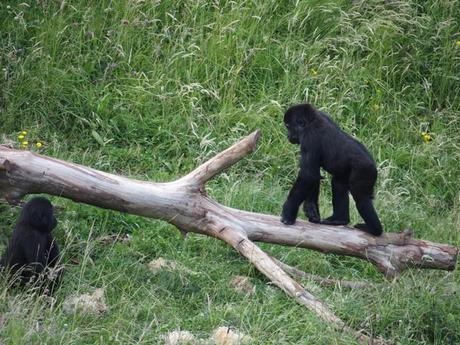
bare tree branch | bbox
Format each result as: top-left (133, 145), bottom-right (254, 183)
top-left (1, 130), bottom-right (457, 344)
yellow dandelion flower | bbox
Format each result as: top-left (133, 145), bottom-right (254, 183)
top-left (21, 141), bottom-right (29, 146)
top-left (421, 132), bottom-right (432, 143)
top-left (456, 40), bottom-right (460, 45)
top-left (18, 135), bottom-right (24, 140)
top-left (36, 142), bottom-right (43, 148)
top-left (310, 68), bottom-right (317, 76)
top-left (21, 131), bottom-right (27, 135)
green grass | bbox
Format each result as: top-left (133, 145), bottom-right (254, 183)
top-left (1, 0), bottom-right (459, 344)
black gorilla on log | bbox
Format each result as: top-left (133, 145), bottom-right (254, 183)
top-left (0, 197), bottom-right (60, 284)
top-left (281, 103), bottom-right (383, 236)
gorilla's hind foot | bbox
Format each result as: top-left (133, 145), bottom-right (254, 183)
top-left (320, 216), bottom-right (349, 226)
top-left (354, 223), bottom-right (383, 236)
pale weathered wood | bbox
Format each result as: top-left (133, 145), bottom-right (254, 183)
top-left (213, 226), bottom-right (382, 344)
top-left (225, 210), bottom-right (457, 278)
top-left (0, 131), bottom-right (457, 344)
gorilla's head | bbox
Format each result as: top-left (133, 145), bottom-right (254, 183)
top-left (19, 197), bottom-right (57, 232)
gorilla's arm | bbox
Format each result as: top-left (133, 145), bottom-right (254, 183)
top-left (302, 178), bottom-right (320, 223)
top-left (281, 149), bottom-right (321, 225)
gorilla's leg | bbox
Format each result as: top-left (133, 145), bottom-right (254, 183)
top-left (321, 176), bottom-right (349, 225)
top-left (353, 200), bottom-right (382, 236)
top-left (349, 168), bottom-right (382, 236)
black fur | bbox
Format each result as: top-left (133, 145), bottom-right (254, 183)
top-left (280, 103), bottom-right (383, 236)
top-left (0, 197), bottom-right (60, 286)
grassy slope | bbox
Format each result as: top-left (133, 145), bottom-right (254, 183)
top-left (0, 0), bottom-right (459, 344)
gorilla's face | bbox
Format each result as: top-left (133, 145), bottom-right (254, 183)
top-left (284, 108), bottom-right (307, 145)
top-left (20, 197), bottom-right (57, 232)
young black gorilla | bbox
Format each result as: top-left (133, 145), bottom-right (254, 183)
top-left (280, 103), bottom-right (383, 236)
top-left (0, 197), bottom-right (60, 285)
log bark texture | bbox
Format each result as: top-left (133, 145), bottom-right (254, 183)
top-left (0, 131), bottom-right (457, 344)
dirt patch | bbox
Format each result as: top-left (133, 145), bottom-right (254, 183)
top-left (63, 288), bottom-right (107, 316)
top-left (230, 276), bottom-right (255, 296)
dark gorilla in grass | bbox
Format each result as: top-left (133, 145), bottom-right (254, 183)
top-left (280, 103), bottom-right (383, 236)
top-left (0, 197), bottom-right (60, 287)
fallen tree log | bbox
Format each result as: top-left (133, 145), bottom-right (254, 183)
top-left (0, 130), bottom-right (457, 344)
